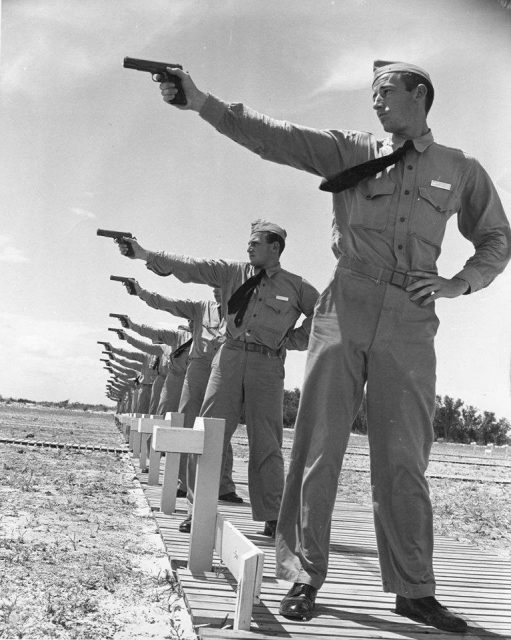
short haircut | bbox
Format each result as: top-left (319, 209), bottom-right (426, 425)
top-left (398, 71), bottom-right (434, 114)
top-left (265, 231), bottom-right (285, 255)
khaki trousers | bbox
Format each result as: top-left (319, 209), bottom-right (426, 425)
top-left (276, 268), bottom-right (438, 597)
top-left (156, 369), bottom-right (185, 415)
top-left (199, 344), bottom-right (285, 522)
top-left (149, 374), bottom-right (165, 415)
top-left (180, 357), bottom-right (234, 494)
top-left (136, 384), bottom-right (152, 414)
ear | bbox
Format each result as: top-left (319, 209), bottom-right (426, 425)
top-left (414, 83), bottom-right (428, 103)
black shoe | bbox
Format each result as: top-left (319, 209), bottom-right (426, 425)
top-left (178, 515), bottom-right (192, 533)
top-left (395, 595), bottom-right (468, 633)
top-left (218, 491), bottom-right (243, 503)
top-left (279, 583), bottom-right (317, 620)
top-left (262, 520), bottom-right (277, 538)
top-left (176, 488), bottom-right (187, 498)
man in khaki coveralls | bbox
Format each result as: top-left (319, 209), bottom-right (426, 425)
top-left (117, 220), bottom-right (319, 536)
top-left (150, 60), bottom-right (511, 631)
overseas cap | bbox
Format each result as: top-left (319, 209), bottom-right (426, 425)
top-left (372, 59), bottom-right (432, 86)
top-left (250, 218), bottom-right (287, 240)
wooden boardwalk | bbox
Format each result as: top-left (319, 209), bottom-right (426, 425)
top-left (137, 458), bottom-right (511, 640)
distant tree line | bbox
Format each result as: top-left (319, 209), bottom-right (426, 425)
top-left (283, 389), bottom-right (510, 445)
top-left (0, 395), bottom-right (114, 413)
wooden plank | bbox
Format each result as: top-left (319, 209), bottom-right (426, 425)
top-left (153, 426), bottom-right (205, 454)
top-left (134, 451), bottom-right (511, 640)
top-left (188, 417), bottom-right (226, 574)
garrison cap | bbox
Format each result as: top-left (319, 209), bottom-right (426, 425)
top-left (250, 218), bottom-right (287, 240)
top-left (372, 59), bottom-right (432, 86)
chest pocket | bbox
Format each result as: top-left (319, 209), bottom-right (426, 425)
top-left (412, 186), bottom-right (457, 247)
top-left (351, 178), bottom-right (396, 231)
top-left (264, 298), bottom-right (289, 314)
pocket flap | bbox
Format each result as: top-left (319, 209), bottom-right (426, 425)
top-left (418, 186), bottom-right (456, 214)
top-left (356, 178), bottom-right (396, 199)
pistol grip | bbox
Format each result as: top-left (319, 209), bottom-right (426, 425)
top-left (165, 72), bottom-right (187, 105)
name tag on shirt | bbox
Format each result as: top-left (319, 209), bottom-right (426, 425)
top-left (431, 180), bottom-right (451, 191)
top-left (276, 295), bottom-right (289, 301)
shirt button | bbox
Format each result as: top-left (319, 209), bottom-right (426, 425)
top-left (404, 190), bottom-right (410, 195)
top-left (253, 314), bottom-right (257, 317)
top-left (258, 298), bottom-right (262, 301)
top-left (400, 217), bottom-right (406, 222)
top-left (398, 244), bottom-right (403, 250)
top-left (407, 165), bottom-right (413, 170)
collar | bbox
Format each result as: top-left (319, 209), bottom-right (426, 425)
top-left (390, 129), bottom-right (434, 153)
top-left (251, 263), bottom-right (282, 278)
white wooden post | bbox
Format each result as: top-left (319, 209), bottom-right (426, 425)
top-left (213, 512), bottom-right (264, 630)
top-left (152, 418), bottom-right (204, 516)
top-left (147, 413), bottom-right (185, 486)
top-left (188, 417), bottom-right (225, 574)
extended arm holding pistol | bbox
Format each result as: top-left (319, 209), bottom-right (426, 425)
top-left (110, 275), bottom-right (139, 295)
top-left (109, 313), bottom-right (130, 328)
top-left (108, 327), bottom-right (126, 340)
top-left (97, 229), bottom-right (135, 257)
top-left (123, 57), bottom-right (186, 105)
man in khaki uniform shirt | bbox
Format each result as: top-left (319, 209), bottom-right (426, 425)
top-left (117, 220), bottom-right (319, 536)
top-left (149, 60), bottom-right (510, 632)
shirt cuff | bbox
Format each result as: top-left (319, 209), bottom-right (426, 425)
top-left (199, 93), bottom-right (228, 128)
top-left (453, 266), bottom-right (484, 294)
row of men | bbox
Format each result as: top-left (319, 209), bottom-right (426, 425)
top-left (100, 218), bottom-right (320, 539)
top-left (100, 56), bottom-right (511, 632)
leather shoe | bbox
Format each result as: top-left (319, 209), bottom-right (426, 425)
top-left (262, 520), bottom-right (277, 538)
top-left (176, 488), bottom-right (187, 498)
top-left (178, 515), bottom-right (192, 533)
top-left (395, 595), bottom-right (468, 633)
top-left (219, 491), bottom-right (243, 503)
top-left (279, 583), bottom-right (317, 620)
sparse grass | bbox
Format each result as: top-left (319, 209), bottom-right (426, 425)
top-left (0, 407), bottom-right (196, 640)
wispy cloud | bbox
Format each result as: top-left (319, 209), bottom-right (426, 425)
top-left (0, 236), bottom-right (28, 263)
top-left (71, 207), bottom-right (96, 219)
top-left (1, 0), bottom-right (193, 94)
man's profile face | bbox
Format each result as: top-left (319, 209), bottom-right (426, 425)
top-left (372, 72), bottom-right (418, 135)
top-left (247, 232), bottom-right (274, 267)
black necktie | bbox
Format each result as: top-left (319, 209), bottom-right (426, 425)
top-left (171, 338), bottom-right (193, 359)
top-left (319, 139), bottom-right (414, 193)
top-left (227, 270), bottom-right (266, 327)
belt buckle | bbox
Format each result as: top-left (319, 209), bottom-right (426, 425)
top-left (390, 271), bottom-right (406, 288)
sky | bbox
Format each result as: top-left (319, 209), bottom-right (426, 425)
top-left (1, 0), bottom-right (510, 419)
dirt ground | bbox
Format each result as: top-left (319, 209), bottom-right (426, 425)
top-left (1, 404), bottom-right (510, 639)
top-left (0, 405), bottom-right (195, 640)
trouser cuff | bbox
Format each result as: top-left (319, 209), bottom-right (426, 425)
top-left (383, 581), bottom-right (436, 598)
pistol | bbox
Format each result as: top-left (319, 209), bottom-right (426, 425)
top-left (97, 340), bottom-right (111, 350)
top-left (108, 327), bottom-right (126, 340)
top-left (109, 313), bottom-right (129, 328)
top-left (123, 57), bottom-right (186, 105)
top-left (110, 275), bottom-right (137, 295)
top-left (97, 228), bottom-right (135, 257)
